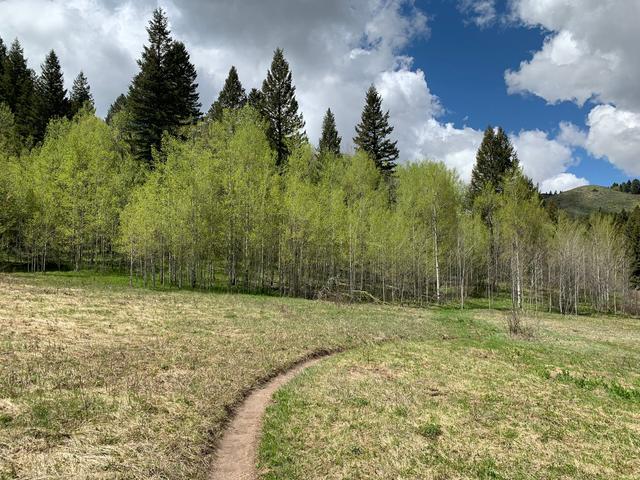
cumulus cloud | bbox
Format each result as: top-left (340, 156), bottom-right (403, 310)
top-left (558, 121), bottom-right (587, 148)
top-left (512, 129), bottom-right (578, 186)
top-left (540, 173), bottom-right (589, 193)
top-left (584, 105), bottom-right (640, 177)
top-left (506, 0), bottom-right (640, 176)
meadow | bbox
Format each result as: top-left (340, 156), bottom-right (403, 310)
top-left (0, 272), bottom-right (438, 479)
top-left (1, 272), bottom-right (638, 479)
top-left (260, 310), bottom-right (640, 479)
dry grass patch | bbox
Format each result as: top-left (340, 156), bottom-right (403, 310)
top-left (0, 273), bottom-right (445, 479)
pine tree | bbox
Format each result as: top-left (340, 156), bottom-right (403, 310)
top-left (1, 39), bottom-right (37, 141)
top-left (353, 85), bottom-right (399, 176)
top-left (247, 88), bottom-right (263, 110)
top-left (0, 36), bottom-right (7, 104)
top-left (318, 108), bottom-right (341, 157)
top-left (128, 8), bottom-right (199, 165)
top-left (127, 8), bottom-right (172, 164)
top-left (35, 49), bottom-right (69, 138)
top-left (69, 71), bottom-right (94, 116)
top-left (106, 93), bottom-right (128, 125)
top-left (208, 66), bottom-right (246, 121)
top-left (260, 48), bottom-right (305, 167)
top-left (626, 206), bottom-right (640, 288)
top-left (165, 41), bottom-right (200, 126)
top-left (469, 126), bottom-right (519, 201)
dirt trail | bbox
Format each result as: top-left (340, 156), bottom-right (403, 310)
top-left (209, 356), bottom-right (325, 480)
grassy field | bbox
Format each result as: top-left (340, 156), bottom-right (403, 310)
top-left (0, 272), bottom-right (449, 479)
top-left (545, 185), bottom-right (640, 217)
top-left (259, 310), bottom-right (640, 479)
top-left (2, 273), bottom-right (639, 479)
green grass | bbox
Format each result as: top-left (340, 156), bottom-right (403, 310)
top-left (0, 272), bottom-right (452, 479)
top-left (259, 309), bottom-right (640, 479)
top-left (546, 185), bottom-right (640, 217)
top-left (3, 272), bottom-right (639, 479)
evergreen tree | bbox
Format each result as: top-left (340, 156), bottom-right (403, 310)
top-left (469, 126), bottom-right (519, 201)
top-left (0, 36), bottom-right (7, 103)
top-left (208, 66), bottom-right (246, 120)
top-left (127, 8), bottom-right (199, 165)
top-left (69, 71), bottom-right (94, 116)
top-left (626, 206), bottom-right (640, 288)
top-left (247, 87), bottom-right (263, 110)
top-left (127, 8), bottom-right (173, 164)
top-left (353, 85), bottom-right (399, 176)
top-left (106, 93), bottom-right (128, 125)
top-left (260, 48), bottom-right (305, 167)
top-left (1, 39), bottom-right (37, 141)
top-left (165, 40), bottom-right (200, 126)
top-left (318, 108), bottom-right (341, 157)
top-left (35, 49), bottom-right (69, 139)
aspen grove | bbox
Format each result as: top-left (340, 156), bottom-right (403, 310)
top-left (0, 9), bottom-right (638, 316)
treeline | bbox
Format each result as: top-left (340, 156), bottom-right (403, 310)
top-left (612, 179), bottom-right (640, 194)
top-left (0, 38), bottom-right (93, 146)
top-left (1, 9), bottom-right (638, 315)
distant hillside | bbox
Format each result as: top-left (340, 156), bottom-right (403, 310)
top-left (544, 185), bottom-right (640, 217)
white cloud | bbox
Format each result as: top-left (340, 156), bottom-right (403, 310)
top-left (540, 173), bottom-right (588, 193)
top-left (584, 105), bottom-right (640, 177)
top-left (512, 129), bottom-right (578, 186)
top-left (458, 0), bottom-right (497, 28)
top-left (558, 121), bottom-right (587, 148)
top-left (506, 0), bottom-right (640, 111)
top-left (506, 0), bottom-right (640, 176)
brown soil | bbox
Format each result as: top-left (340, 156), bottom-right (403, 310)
top-left (209, 357), bottom-right (325, 480)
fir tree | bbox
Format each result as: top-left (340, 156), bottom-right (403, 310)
top-left (127, 8), bottom-right (199, 165)
top-left (469, 126), bottom-right (519, 201)
top-left (106, 93), bottom-right (128, 125)
top-left (318, 108), bottom-right (341, 157)
top-left (69, 71), bottom-right (94, 116)
top-left (353, 85), bottom-right (399, 176)
top-left (127, 8), bottom-right (173, 164)
top-left (260, 48), bottom-right (305, 167)
top-left (165, 40), bottom-right (200, 126)
top-left (247, 88), bottom-right (263, 111)
top-left (626, 206), bottom-right (640, 288)
top-left (35, 49), bottom-right (69, 138)
top-left (0, 36), bottom-right (7, 104)
top-left (208, 66), bottom-right (246, 121)
top-left (1, 39), bottom-right (37, 141)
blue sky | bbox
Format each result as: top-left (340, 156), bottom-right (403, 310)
top-left (1, 0), bottom-right (637, 191)
top-left (405, 0), bottom-right (632, 187)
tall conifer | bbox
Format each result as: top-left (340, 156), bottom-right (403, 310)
top-left (106, 94), bottom-right (128, 125)
top-left (1, 39), bottom-right (36, 140)
top-left (318, 108), bottom-right (341, 157)
top-left (0, 36), bottom-right (7, 104)
top-left (208, 66), bottom-right (246, 120)
top-left (127, 8), bottom-right (200, 166)
top-left (353, 85), bottom-right (399, 176)
top-left (166, 41), bottom-right (200, 126)
top-left (260, 48), bottom-right (305, 167)
top-left (469, 126), bottom-right (519, 201)
top-left (36, 50), bottom-right (69, 138)
top-left (69, 71), bottom-right (94, 116)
